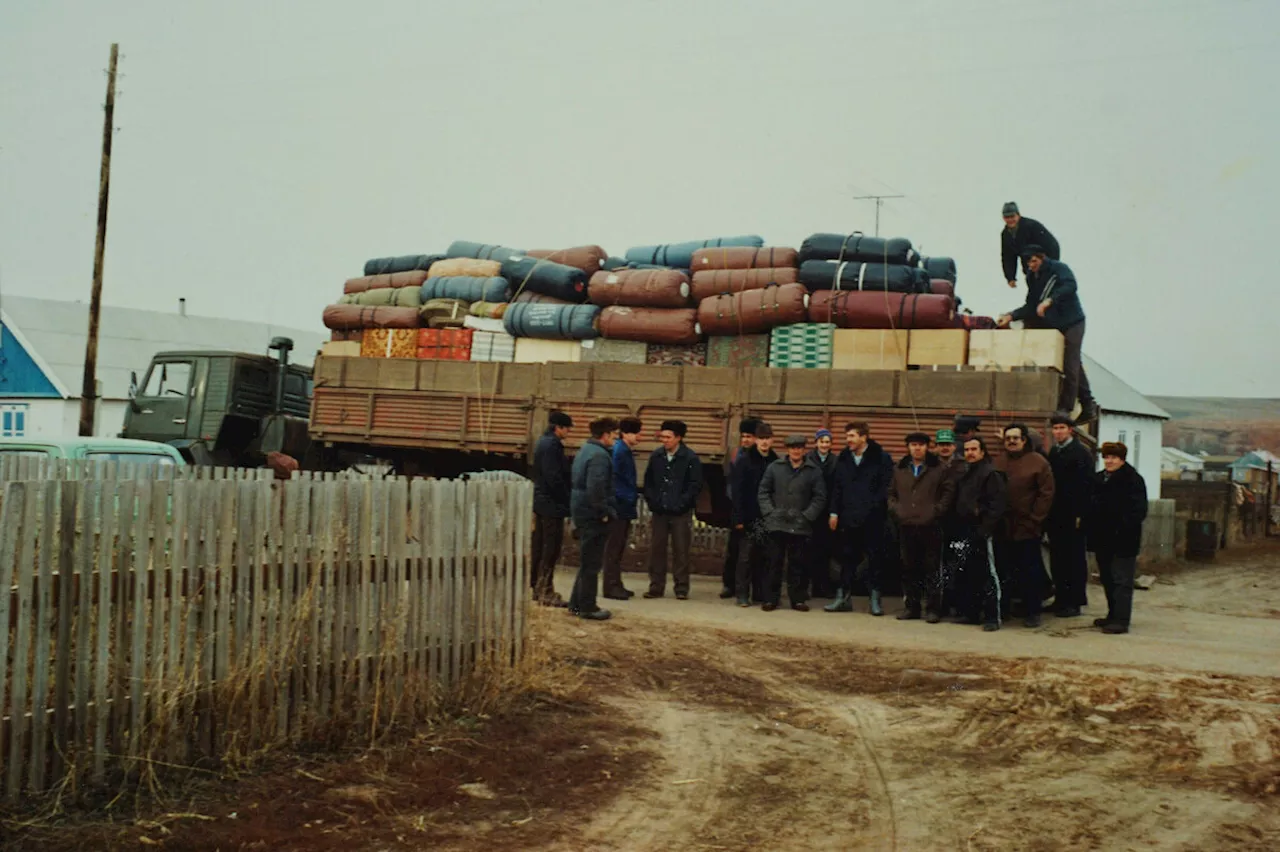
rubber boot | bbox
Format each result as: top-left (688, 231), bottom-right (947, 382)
top-left (824, 589), bottom-right (854, 613)
top-left (869, 590), bottom-right (884, 616)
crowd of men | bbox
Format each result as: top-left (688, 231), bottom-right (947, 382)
top-left (531, 410), bottom-right (1149, 635)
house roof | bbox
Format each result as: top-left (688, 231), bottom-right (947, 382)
top-left (1230, 450), bottom-right (1280, 471)
top-left (1081, 354), bottom-right (1170, 420)
top-left (1161, 447), bottom-right (1204, 465)
top-left (0, 295), bottom-right (327, 400)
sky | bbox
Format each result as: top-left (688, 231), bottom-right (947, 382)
top-left (2, 0), bottom-right (1278, 398)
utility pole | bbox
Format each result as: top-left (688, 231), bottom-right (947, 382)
top-left (79, 43), bottom-right (118, 437)
top-left (851, 194), bottom-right (904, 237)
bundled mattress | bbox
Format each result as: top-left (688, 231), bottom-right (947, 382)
top-left (363, 254), bottom-right (445, 276)
top-left (588, 268), bottom-right (691, 308)
top-left (798, 233), bottom-right (920, 267)
top-left (526, 245), bottom-right (608, 276)
top-left (343, 270), bottom-right (429, 294)
top-left (807, 291), bottom-right (956, 329)
top-left (503, 302), bottom-right (601, 340)
top-left (501, 255), bottom-right (588, 302)
top-left (798, 260), bottom-right (930, 294)
top-left (322, 304), bottom-right (421, 330)
top-left (445, 241), bottom-right (524, 263)
top-left (419, 298), bottom-right (471, 328)
top-left (696, 283), bottom-right (810, 336)
top-left (427, 257), bottom-right (503, 278)
top-left (690, 246), bottom-right (798, 271)
top-left (338, 286), bottom-right (422, 307)
top-left (469, 300), bottom-right (509, 319)
top-left (690, 267), bottom-right (799, 302)
top-left (421, 275), bottom-right (510, 303)
top-left (598, 307), bottom-right (700, 345)
top-left (625, 235), bottom-right (765, 269)
top-left (920, 256), bottom-right (957, 283)
top-left (929, 279), bottom-right (955, 297)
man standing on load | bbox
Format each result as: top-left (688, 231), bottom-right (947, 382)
top-left (999, 201), bottom-right (1059, 288)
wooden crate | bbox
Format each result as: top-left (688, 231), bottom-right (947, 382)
top-left (908, 329), bottom-right (969, 367)
top-left (320, 341), bottom-right (362, 358)
top-left (514, 338), bottom-right (583, 364)
top-left (832, 329), bottom-right (909, 371)
top-left (968, 330), bottom-right (1064, 371)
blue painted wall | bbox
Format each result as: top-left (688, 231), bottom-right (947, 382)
top-left (0, 320), bottom-right (62, 397)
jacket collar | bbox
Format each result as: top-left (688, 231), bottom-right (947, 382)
top-left (838, 439), bottom-right (884, 463)
top-left (896, 452), bottom-right (940, 470)
top-left (774, 454), bottom-right (818, 472)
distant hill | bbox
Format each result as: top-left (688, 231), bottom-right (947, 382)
top-left (1152, 397), bottom-right (1280, 455)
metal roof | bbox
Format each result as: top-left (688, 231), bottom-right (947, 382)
top-left (1081, 354), bottom-right (1170, 420)
top-left (0, 295), bottom-right (327, 401)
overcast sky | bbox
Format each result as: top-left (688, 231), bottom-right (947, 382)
top-left (3, 0), bottom-right (1278, 397)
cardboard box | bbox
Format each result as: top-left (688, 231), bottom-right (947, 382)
top-left (514, 338), bottom-right (583, 364)
top-left (968, 330), bottom-right (1065, 371)
top-left (470, 331), bottom-right (517, 363)
top-left (832, 329), bottom-right (909, 371)
top-left (360, 328), bottom-right (418, 359)
top-left (320, 340), bottom-right (362, 358)
top-left (908, 329), bottom-right (969, 367)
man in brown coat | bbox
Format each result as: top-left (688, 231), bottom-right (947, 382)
top-left (888, 432), bottom-right (957, 622)
top-left (994, 423), bottom-right (1056, 628)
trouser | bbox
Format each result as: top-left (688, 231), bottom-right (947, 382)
top-left (1048, 523), bottom-right (1089, 608)
top-left (569, 520), bottom-right (610, 614)
top-left (602, 518), bottom-right (633, 596)
top-left (765, 532), bottom-right (809, 606)
top-left (807, 522), bottom-right (837, 597)
top-left (734, 523), bottom-right (769, 602)
top-left (946, 533), bottom-right (1001, 624)
top-left (722, 526), bottom-right (743, 591)
top-left (1061, 320), bottom-right (1095, 414)
top-left (836, 521), bottom-right (884, 594)
top-left (531, 512), bottom-right (565, 599)
top-left (899, 524), bottom-right (943, 614)
top-left (1096, 550), bottom-right (1136, 627)
top-left (997, 538), bottom-right (1046, 617)
top-left (647, 511), bottom-right (693, 597)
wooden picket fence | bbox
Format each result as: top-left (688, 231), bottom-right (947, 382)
top-left (0, 467), bottom-right (531, 803)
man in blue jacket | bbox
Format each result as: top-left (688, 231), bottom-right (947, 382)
top-left (531, 410), bottom-right (572, 607)
top-left (569, 417), bottom-right (620, 621)
top-left (643, 420), bottom-right (703, 600)
top-left (824, 422), bottom-right (894, 615)
top-left (602, 417), bottom-right (643, 601)
top-left (998, 246), bottom-right (1097, 420)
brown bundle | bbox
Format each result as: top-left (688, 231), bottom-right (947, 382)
top-left (696, 283), bottom-right (809, 336)
top-left (690, 267), bottom-right (799, 302)
top-left (588, 269), bottom-right (691, 308)
top-left (338, 286), bottom-right (422, 307)
top-left (807, 291), bottom-right (956, 329)
top-left (322, 304), bottom-right (421, 330)
top-left (526, 245), bottom-right (608, 276)
top-left (342, 270), bottom-right (429, 295)
top-left (690, 246), bottom-right (798, 271)
top-left (929, 279), bottom-right (955, 297)
top-left (598, 307), bottom-right (700, 345)
top-left (427, 258), bottom-right (502, 278)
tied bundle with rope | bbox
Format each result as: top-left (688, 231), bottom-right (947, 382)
top-left (500, 255), bottom-right (589, 303)
top-left (362, 254), bottom-right (446, 276)
top-left (588, 268), bottom-right (692, 308)
top-left (420, 275), bottom-right (511, 303)
top-left (338, 286), bottom-right (423, 308)
top-left (807, 291), bottom-right (956, 329)
top-left (322, 304), bottom-right (421, 330)
top-left (444, 241), bottom-right (525, 263)
top-left (624, 235), bottom-right (765, 269)
top-left (696, 283), bottom-right (809, 336)
top-left (343, 270), bottom-right (430, 294)
top-left (598, 306), bottom-right (700, 345)
top-left (798, 260), bottom-right (931, 294)
top-left (798, 232), bottom-right (920, 267)
top-left (689, 267), bottom-right (799, 302)
top-left (689, 246), bottom-right (798, 270)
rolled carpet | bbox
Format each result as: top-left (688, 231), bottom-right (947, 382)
top-left (338, 286), bottom-right (423, 308)
top-left (798, 233), bottom-right (920, 267)
top-left (798, 260), bottom-right (930, 294)
top-left (322, 304), bottom-right (421, 330)
top-left (929, 279), bottom-right (955, 297)
top-left (807, 291), bottom-right (955, 329)
top-left (500, 255), bottom-right (588, 302)
top-left (696, 283), bottom-right (810, 336)
top-left (690, 267), bottom-right (799, 302)
top-left (503, 302), bottom-right (600, 340)
top-left (428, 258), bottom-right (503, 278)
top-left (598, 307), bottom-right (700, 345)
top-left (344, 270), bottom-right (429, 294)
top-left (625, 235), bottom-right (765, 269)
top-left (445, 241), bottom-right (525, 263)
top-left (526, 245), bottom-right (609, 276)
top-left (421, 275), bottom-right (510, 303)
top-left (690, 246), bottom-right (798, 271)
top-left (920, 256), bottom-right (957, 283)
top-left (363, 254), bottom-right (446, 276)
top-left (588, 268), bottom-right (691, 308)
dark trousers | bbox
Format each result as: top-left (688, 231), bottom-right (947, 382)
top-left (602, 518), bottom-right (633, 596)
top-left (1061, 320), bottom-right (1095, 414)
top-left (807, 523), bottom-right (837, 597)
top-left (1048, 523), bottom-right (1089, 608)
top-left (569, 520), bottom-right (610, 614)
top-left (765, 532), bottom-right (809, 606)
top-left (948, 533), bottom-right (1001, 624)
top-left (997, 538), bottom-right (1046, 617)
top-left (1096, 550), bottom-right (1136, 627)
top-left (734, 528), bottom-right (768, 603)
top-left (531, 512), bottom-right (565, 599)
top-left (899, 524), bottom-right (943, 614)
top-left (722, 527), bottom-right (743, 592)
top-left (836, 522), bottom-right (884, 594)
top-left (647, 511), bottom-right (693, 597)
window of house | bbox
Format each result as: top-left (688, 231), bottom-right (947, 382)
top-left (1133, 431), bottom-right (1141, 467)
top-left (141, 361), bottom-right (192, 398)
top-left (1118, 430), bottom-right (1127, 445)
top-left (1, 403), bottom-right (28, 437)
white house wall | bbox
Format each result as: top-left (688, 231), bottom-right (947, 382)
top-left (1096, 412), bottom-right (1164, 500)
top-left (0, 398), bottom-right (131, 440)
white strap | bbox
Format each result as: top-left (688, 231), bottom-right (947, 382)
top-left (857, 263), bottom-right (868, 292)
top-left (833, 261), bottom-right (847, 292)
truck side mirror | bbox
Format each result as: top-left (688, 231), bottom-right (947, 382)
top-left (128, 371), bottom-right (140, 412)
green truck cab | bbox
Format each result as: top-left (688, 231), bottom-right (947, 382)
top-left (120, 337), bottom-right (314, 466)
top-left (0, 436), bottom-right (185, 466)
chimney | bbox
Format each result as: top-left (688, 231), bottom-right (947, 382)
top-left (178, 298), bottom-right (186, 317)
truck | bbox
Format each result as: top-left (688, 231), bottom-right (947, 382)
top-left (306, 355), bottom-right (1064, 523)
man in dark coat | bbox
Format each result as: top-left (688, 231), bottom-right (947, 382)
top-left (729, 422), bottom-right (777, 607)
top-left (602, 417), bottom-right (643, 601)
top-left (806, 428), bottom-right (839, 598)
top-left (888, 432), bottom-right (957, 621)
top-left (994, 423), bottom-right (1056, 628)
top-left (720, 418), bottom-right (759, 599)
top-left (1047, 414), bottom-right (1094, 617)
top-left (757, 435), bottom-right (827, 612)
top-left (568, 417), bottom-right (620, 620)
top-left (531, 410), bottom-right (573, 606)
top-left (1000, 201), bottom-right (1060, 287)
top-left (948, 437), bottom-right (1008, 630)
top-left (824, 422), bottom-right (894, 615)
top-left (1087, 442), bottom-right (1148, 634)
top-left (998, 246), bottom-right (1097, 420)
top-left (642, 420), bottom-right (703, 600)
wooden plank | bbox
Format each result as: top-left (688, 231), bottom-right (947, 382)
top-left (451, 481), bottom-right (465, 687)
top-left (357, 480), bottom-right (375, 712)
top-left (319, 482), bottom-right (339, 721)
top-left (477, 484), bottom-right (492, 666)
top-left (29, 482), bottom-right (58, 792)
top-left (513, 480), bottom-right (530, 667)
top-left (0, 483), bottom-right (29, 800)
top-left (129, 480), bottom-right (155, 763)
top-left (110, 480), bottom-right (137, 756)
top-left (968, 329), bottom-right (1065, 370)
top-left (907, 329), bottom-right (969, 367)
top-left (248, 481), bottom-right (266, 746)
top-left (51, 482), bottom-right (78, 785)
top-left (214, 482), bottom-right (237, 752)
top-left (234, 482), bottom-right (254, 732)
top-left (167, 479), bottom-right (189, 762)
top-left (279, 479), bottom-right (297, 740)
top-left (409, 480), bottom-right (426, 685)
top-left (388, 480), bottom-right (407, 719)
top-left (424, 481), bottom-right (439, 699)
top-left (73, 482), bottom-right (98, 770)
top-left (148, 480), bottom-right (170, 744)
top-left (92, 480), bottom-right (115, 781)
top-left (307, 482), bottom-right (324, 724)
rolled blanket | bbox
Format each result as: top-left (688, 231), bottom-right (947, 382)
top-left (503, 302), bottom-right (600, 340)
top-left (421, 275), bottom-right (510, 303)
top-left (798, 233), bottom-right (919, 267)
top-left (920, 256), bottom-right (957, 283)
top-left (598, 307), bottom-right (701, 345)
top-left (322, 304), bottom-right (421, 330)
top-left (363, 254), bottom-right (445, 276)
top-left (500, 255), bottom-right (588, 302)
top-left (428, 257), bottom-right (503, 278)
top-left (526, 245), bottom-right (608, 276)
top-left (625, 235), bottom-right (765, 269)
top-left (338, 286), bottom-right (422, 308)
top-left (690, 267), bottom-right (799, 302)
top-left (445, 241), bottom-right (524, 263)
top-left (807, 291), bottom-right (956, 329)
top-left (588, 269), bottom-right (691, 308)
top-left (343, 270), bottom-right (429, 294)
top-left (690, 246), bottom-right (798, 271)
top-left (695, 283), bottom-right (810, 336)
top-left (798, 260), bottom-right (930, 294)
top-left (419, 298), bottom-right (471, 328)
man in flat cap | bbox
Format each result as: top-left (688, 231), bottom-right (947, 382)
top-left (643, 419), bottom-right (703, 600)
top-left (720, 418), bottom-right (761, 599)
top-left (532, 410), bottom-right (573, 607)
top-left (1047, 414), bottom-right (1094, 617)
top-left (757, 434), bottom-right (827, 612)
top-left (888, 431), bottom-right (957, 621)
top-left (1000, 201), bottom-right (1059, 289)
